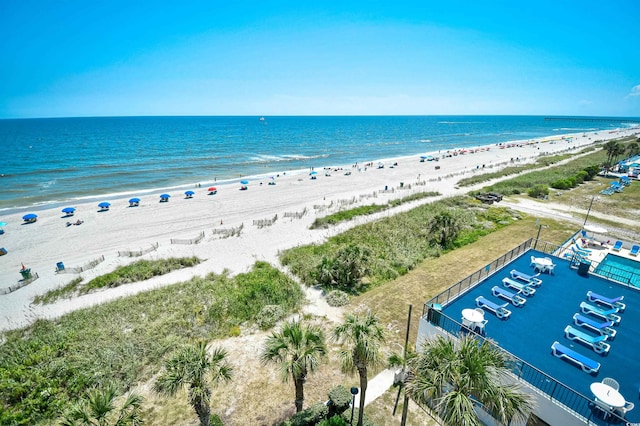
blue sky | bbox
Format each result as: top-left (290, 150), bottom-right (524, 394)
top-left (1, 1), bottom-right (639, 118)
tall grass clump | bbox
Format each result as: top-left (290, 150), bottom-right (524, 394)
top-left (0, 262), bottom-right (303, 425)
top-left (81, 257), bottom-right (201, 293)
top-left (33, 276), bottom-right (84, 304)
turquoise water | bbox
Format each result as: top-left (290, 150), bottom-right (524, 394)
top-left (594, 253), bottom-right (640, 287)
top-left (0, 115), bottom-right (636, 211)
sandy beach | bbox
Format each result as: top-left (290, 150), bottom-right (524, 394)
top-left (1, 128), bottom-right (637, 332)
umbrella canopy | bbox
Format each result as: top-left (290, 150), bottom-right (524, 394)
top-left (160, 194), bottom-right (171, 198)
top-left (129, 198), bottom-right (141, 203)
top-left (98, 202), bottom-right (111, 208)
top-left (23, 213), bottom-right (37, 221)
top-left (208, 187), bottom-right (217, 192)
top-left (309, 171), bottom-right (318, 175)
top-left (240, 180), bottom-right (249, 185)
top-left (0, 221), bottom-right (7, 227)
top-left (584, 224), bottom-right (607, 234)
top-left (185, 190), bottom-right (195, 196)
top-left (62, 207), bottom-right (76, 214)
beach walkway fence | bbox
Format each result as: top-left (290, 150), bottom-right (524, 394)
top-left (212, 224), bottom-right (244, 239)
top-left (313, 201), bottom-right (333, 212)
top-left (56, 255), bottom-right (105, 274)
top-left (1, 272), bottom-right (40, 295)
top-left (118, 242), bottom-right (159, 257)
top-left (359, 191), bottom-right (379, 200)
top-left (283, 208), bottom-right (308, 220)
top-left (171, 232), bottom-right (205, 245)
top-left (253, 214), bottom-right (278, 228)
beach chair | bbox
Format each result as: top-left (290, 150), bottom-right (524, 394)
top-left (0, 247), bottom-right (7, 256)
top-left (564, 325), bottom-right (610, 354)
top-left (612, 241), bottom-right (623, 251)
top-left (491, 286), bottom-right (526, 307)
top-left (510, 269), bottom-right (542, 286)
top-left (573, 313), bottom-right (616, 339)
top-left (475, 296), bottom-right (511, 319)
top-left (579, 302), bottom-right (621, 324)
top-left (502, 277), bottom-right (536, 296)
top-left (551, 341), bottom-right (600, 374)
top-left (574, 243), bottom-right (592, 254)
top-left (629, 245), bottom-right (639, 256)
top-left (571, 246), bottom-right (590, 258)
top-left (586, 291), bottom-right (626, 311)
top-left (599, 187), bottom-right (614, 195)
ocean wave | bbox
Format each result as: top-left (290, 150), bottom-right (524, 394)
top-left (553, 128), bottom-right (597, 132)
top-left (419, 139), bottom-right (432, 143)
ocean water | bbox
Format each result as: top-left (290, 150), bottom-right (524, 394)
top-left (0, 115), bottom-right (636, 211)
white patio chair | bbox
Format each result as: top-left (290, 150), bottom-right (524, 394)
top-left (615, 401), bottom-right (634, 417)
top-left (602, 377), bottom-right (620, 390)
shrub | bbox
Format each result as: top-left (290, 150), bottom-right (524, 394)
top-left (550, 179), bottom-right (570, 190)
top-left (289, 402), bottom-right (329, 426)
top-left (575, 170), bottom-right (589, 184)
top-left (340, 408), bottom-right (374, 426)
top-left (256, 304), bottom-right (285, 330)
top-left (528, 184), bottom-right (549, 198)
top-left (325, 290), bottom-right (350, 307)
top-left (318, 415), bottom-right (349, 426)
top-left (327, 385), bottom-right (352, 417)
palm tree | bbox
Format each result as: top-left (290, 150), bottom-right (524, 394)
top-left (261, 319), bottom-right (327, 412)
top-left (154, 341), bottom-right (233, 426)
top-left (406, 334), bottom-right (535, 426)
top-left (333, 311), bottom-right (386, 426)
top-left (61, 383), bottom-right (144, 426)
top-left (427, 209), bottom-right (470, 249)
top-left (626, 141), bottom-right (639, 158)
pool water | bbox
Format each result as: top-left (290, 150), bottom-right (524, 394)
top-left (594, 254), bottom-right (640, 287)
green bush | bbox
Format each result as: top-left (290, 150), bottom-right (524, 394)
top-left (550, 179), bottom-right (571, 190)
top-left (256, 304), bottom-right (286, 330)
top-left (318, 415), bottom-right (349, 426)
top-left (327, 385), bottom-right (352, 417)
top-left (340, 408), bottom-right (374, 426)
top-left (528, 184), bottom-right (549, 198)
top-left (289, 402), bottom-right (329, 426)
top-left (325, 290), bottom-right (350, 307)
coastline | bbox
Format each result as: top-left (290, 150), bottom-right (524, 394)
top-left (0, 127), bottom-right (638, 332)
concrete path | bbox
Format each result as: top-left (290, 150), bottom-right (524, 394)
top-left (353, 368), bottom-right (399, 407)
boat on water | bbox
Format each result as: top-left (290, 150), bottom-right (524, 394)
top-left (259, 117), bottom-right (265, 121)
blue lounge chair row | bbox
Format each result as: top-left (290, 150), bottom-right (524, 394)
top-left (509, 269), bottom-right (542, 286)
top-left (491, 286), bottom-right (526, 307)
top-left (580, 301), bottom-right (621, 325)
top-left (502, 277), bottom-right (536, 296)
top-left (573, 313), bottom-right (617, 339)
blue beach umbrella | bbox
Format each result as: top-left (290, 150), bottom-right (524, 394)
top-left (62, 207), bottom-right (76, 214)
top-left (185, 190), bottom-right (195, 196)
top-left (129, 198), bottom-right (141, 206)
top-left (23, 213), bottom-right (37, 222)
top-left (309, 171), bottom-right (318, 175)
top-left (0, 221), bottom-right (6, 233)
top-left (160, 193), bottom-right (171, 199)
top-left (98, 202), bottom-right (111, 209)
top-left (240, 180), bottom-right (249, 185)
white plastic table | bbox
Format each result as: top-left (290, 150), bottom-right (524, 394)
top-left (590, 382), bottom-right (625, 408)
top-left (462, 308), bottom-right (484, 324)
top-left (533, 257), bottom-right (553, 267)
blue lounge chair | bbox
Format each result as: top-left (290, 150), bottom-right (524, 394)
top-left (564, 325), bottom-right (610, 354)
top-left (502, 277), bottom-right (536, 296)
top-left (551, 341), bottom-right (600, 374)
top-left (475, 296), bottom-right (511, 319)
top-left (600, 187), bottom-right (614, 195)
top-left (630, 245), bottom-right (639, 256)
top-left (491, 286), bottom-right (526, 307)
top-left (579, 302), bottom-right (621, 324)
top-left (612, 241), bottom-right (623, 251)
top-left (574, 244), bottom-right (592, 254)
top-left (510, 269), bottom-right (542, 287)
top-left (573, 313), bottom-right (616, 339)
top-left (586, 291), bottom-right (626, 311)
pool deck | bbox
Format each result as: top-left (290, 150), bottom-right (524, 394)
top-left (441, 249), bottom-right (640, 424)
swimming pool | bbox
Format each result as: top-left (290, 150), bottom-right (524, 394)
top-left (593, 253), bottom-right (640, 287)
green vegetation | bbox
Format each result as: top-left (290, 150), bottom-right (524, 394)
top-left (60, 383), bottom-right (144, 426)
top-left (0, 262), bottom-right (303, 425)
top-left (33, 276), bottom-right (83, 304)
top-left (310, 191), bottom-right (440, 229)
top-left (82, 257), bottom-right (201, 293)
top-left (281, 197), bottom-right (518, 289)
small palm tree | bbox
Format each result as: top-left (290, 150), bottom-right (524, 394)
top-left (154, 341), bottom-right (233, 426)
top-left (333, 311), bottom-right (386, 426)
top-left (60, 383), bottom-right (144, 426)
top-left (261, 319), bottom-right (327, 412)
top-left (406, 334), bottom-right (535, 426)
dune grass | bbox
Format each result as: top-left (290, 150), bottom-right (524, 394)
top-left (310, 191), bottom-right (440, 229)
top-left (0, 262), bottom-right (304, 425)
top-left (32, 276), bottom-right (83, 304)
top-left (282, 196), bottom-right (520, 289)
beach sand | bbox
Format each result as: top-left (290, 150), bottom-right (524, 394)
top-left (1, 128), bottom-right (637, 332)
